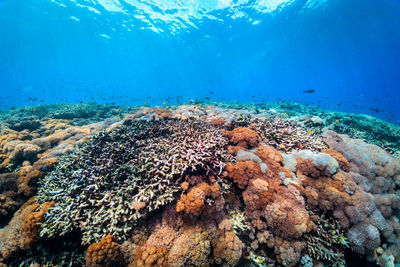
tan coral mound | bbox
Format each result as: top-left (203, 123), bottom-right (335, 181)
top-left (0, 198), bottom-right (49, 260)
top-left (222, 127), bottom-right (261, 149)
top-left (86, 235), bottom-right (123, 267)
top-left (226, 161), bottom-right (263, 189)
top-left (131, 204), bottom-right (243, 267)
top-left (21, 200), bottom-right (54, 249)
top-left (322, 148), bottom-right (350, 172)
top-left (176, 182), bottom-right (223, 217)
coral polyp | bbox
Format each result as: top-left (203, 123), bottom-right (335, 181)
top-left (37, 118), bottom-right (230, 244)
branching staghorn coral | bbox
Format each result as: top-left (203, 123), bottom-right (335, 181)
top-left (305, 212), bottom-right (349, 267)
top-left (37, 119), bottom-right (230, 244)
top-left (253, 116), bottom-right (328, 152)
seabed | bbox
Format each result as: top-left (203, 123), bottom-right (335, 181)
top-left (0, 101), bottom-right (399, 267)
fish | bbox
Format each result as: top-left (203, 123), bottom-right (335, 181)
top-left (369, 107), bottom-right (382, 113)
top-left (308, 130), bottom-right (312, 135)
top-left (303, 89), bottom-right (315, 93)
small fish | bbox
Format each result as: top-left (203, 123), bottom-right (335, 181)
top-left (33, 108), bottom-right (37, 111)
top-left (118, 113), bottom-right (123, 120)
top-left (84, 137), bottom-right (92, 141)
top-left (163, 102), bottom-right (166, 105)
top-left (369, 107), bottom-right (382, 113)
top-left (303, 89), bottom-right (315, 93)
top-left (308, 130), bottom-right (312, 135)
top-left (284, 113), bottom-right (287, 115)
top-left (144, 102), bottom-right (147, 105)
top-left (199, 104), bottom-right (202, 107)
top-left (119, 109), bottom-right (123, 112)
top-left (335, 120), bottom-right (339, 123)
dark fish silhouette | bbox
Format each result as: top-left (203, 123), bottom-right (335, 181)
top-left (303, 89), bottom-right (315, 93)
top-left (369, 107), bottom-right (383, 113)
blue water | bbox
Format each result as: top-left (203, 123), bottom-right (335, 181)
top-left (1, 0), bottom-right (400, 123)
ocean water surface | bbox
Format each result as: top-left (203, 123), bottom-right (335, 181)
top-left (1, 0), bottom-right (400, 122)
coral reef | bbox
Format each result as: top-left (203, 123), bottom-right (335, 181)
top-left (0, 116), bottom-right (119, 226)
top-left (0, 102), bottom-right (399, 266)
top-left (37, 119), bottom-right (230, 244)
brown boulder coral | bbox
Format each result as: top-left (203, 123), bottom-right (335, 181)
top-left (131, 245), bottom-right (168, 267)
top-left (21, 200), bottom-right (54, 249)
top-left (176, 182), bottom-right (223, 217)
top-left (86, 235), bottom-right (123, 267)
top-left (226, 160), bottom-right (263, 189)
top-left (322, 148), bottom-right (350, 172)
top-left (0, 198), bottom-right (50, 260)
top-left (222, 127), bottom-right (261, 149)
top-left (131, 206), bottom-right (243, 267)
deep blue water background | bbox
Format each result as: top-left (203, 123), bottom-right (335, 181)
top-left (0, 0), bottom-right (399, 123)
